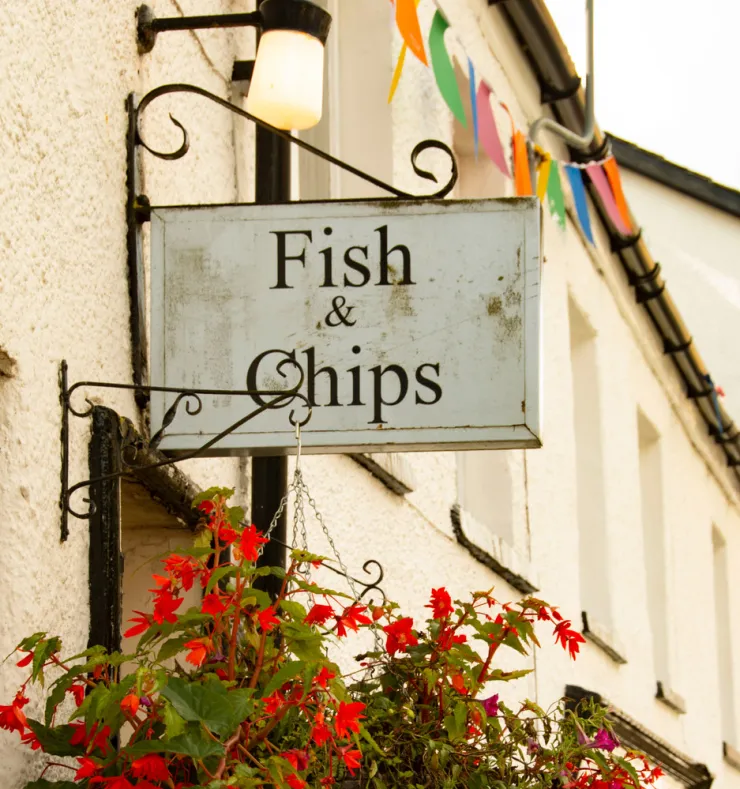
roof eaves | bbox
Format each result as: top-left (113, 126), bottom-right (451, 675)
top-left (608, 135), bottom-right (740, 218)
top-left (494, 0), bottom-right (740, 492)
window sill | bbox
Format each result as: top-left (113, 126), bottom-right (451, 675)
top-left (348, 453), bottom-right (415, 495)
top-left (655, 682), bottom-right (686, 715)
top-left (450, 504), bottom-right (539, 595)
top-left (724, 742), bottom-right (740, 772)
top-left (581, 612), bottom-right (627, 665)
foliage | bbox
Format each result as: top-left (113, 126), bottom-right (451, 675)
top-left (2, 489), bottom-right (663, 789)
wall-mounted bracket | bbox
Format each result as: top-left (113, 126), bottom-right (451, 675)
top-left (59, 360), bottom-right (313, 541)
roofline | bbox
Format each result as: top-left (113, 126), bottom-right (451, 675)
top-left (608, 134), bottom-right (740, 218)
top-left (492, 0), bottom-right (740, 491)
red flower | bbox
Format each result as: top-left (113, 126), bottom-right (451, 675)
top-left (16, 651), bottom-right (33, 668)
top-left (281, 750), bottom-right (309, 771)
top-left (201, 593), bottom-right (226, 617)
top-left (89, 777), bottom-right (134, 789)
top-left (335, 604), bottom-right (372, 636)
top-left (66, 684), bottom-right (86, 707)
top-left (0, 692), bottom-right (28, 734)
top-left (184, 638), bottom-right (213, 667)
top-left (437, 627), bottom-right (466, 650)
top-left (75, 757), bottom-right (101, 780)
top-left (163, 555), bottom-right (199, 591)
top-left (383, 618), bottom-right (418, 655)
top-left (304, 604), bottom-right (335, 626)
top-left (213, 525), bottom-right (236, 547)
top-left (553, 620), bottom-right (586, 660)
top-left (450, 673), bottom-right (468, 695)
top-left (124, 611), bottom-right (152, 638)
top-left (286, 775), bottom-right (306, 789)
top-left (334, 701), bottom-right (365, 739)
top-left (131, 754), bottom-right (171, 782)
top-left (69, 721), bottom-right (88, 746)
top-left (239, 524), bottom-right (269, 561)
top-left (152, 589), bottom-right (183, 624)
top-left (311, 722), bottom-right (332, 746)
top-left (263, 691), bottom-right (287, 715)
top-left (120, 694), bottom-right (140, 716)
top-left (427, 588), bottom-right (454, 619)
top-left (258, 606), bottom-right (280, 632)
top-left (20, 729), bottom-right (42, 750)
top-left (314, 666), bottom-right (336, 688)
top-left (73, 722), bottom-right (112, 756)
top-left (339, 746), bottom-right (362, 775)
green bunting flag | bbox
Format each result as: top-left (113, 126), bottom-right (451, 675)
top-left (428, 11), bottom-right (466, 127)
top-left (546, 160), bottom-right (566, 230)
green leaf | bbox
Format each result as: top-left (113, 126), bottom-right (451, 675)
top-left (206, 565), bottom-right (238, 593)
top-left (443, 701), bottom-right (467, 741)
top-left (160, 702), bottom-right (185, 739)
top-left (194, 530), bottom-right (214, 549)
top-left (25, 720), bottom-right (84, 757)
top-left (227, 505), bottom-right (245, 527)
top-left (281, 624), bottom-right (325, 662)
top-left (17, 632), bottom-right (47, 653)
top-left (161, 677), bottom-right (236, 736)
top-left (261, 660), bottom-right (304, 698)
top-left (193, 487), bottom-right (235, 507)
top-left (614, 755), bottom-right (641, 788)
top-left (279, 600), bottom-right (307, 621)
top-left (23, 781), bottom-right (79, 789)
top-left (241, 587), bottom-right (272, 609)
top-left (167, 727), bottom-right (225, 758)
top-left (32, 638), bottom-right (61, 686)
top-left (158, 637), bottom-right (190, 663)
top-left (45, 673), bottom-right (80, 726)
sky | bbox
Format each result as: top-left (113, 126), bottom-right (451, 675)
top-left (544, 0), bottom-right (740, 191)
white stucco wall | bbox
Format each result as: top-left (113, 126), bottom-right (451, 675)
top-left (1, 0), bottom-right (739, 787)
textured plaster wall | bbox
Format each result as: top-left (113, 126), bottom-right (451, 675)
top-left (1, 0), bottom-right (740, 787)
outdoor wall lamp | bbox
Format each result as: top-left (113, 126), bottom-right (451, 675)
top-left (136, 0), bottom-right (332, 130)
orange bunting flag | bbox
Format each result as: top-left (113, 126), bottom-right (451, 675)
top-left (513, 131), bottom-right (533, 196)
top-left (602, 157), bottom-right (632, 233)
top-left (395, 0), bottom-right (428, 65)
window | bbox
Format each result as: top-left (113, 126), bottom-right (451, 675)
top-left (453, 450), bottom-right (537, 595)
top-left (713, 526), bottom-right (737, 750)
top-left (569, 298), bottom-right (624, 662)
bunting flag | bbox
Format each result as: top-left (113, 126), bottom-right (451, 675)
top-left (387, 3), bottom-right (636, 243)
top-left (564, 164), bottom-right (594, 244)
top-left (468, 59), bottom-right (479, 158)
top-left (536, 155), bottom-right (552, 202)
top-left (388, 44), bottom-right (408, 103)
top-left (586, 163), bottom-right (630, 235)
top-left (476, 81), bottom-right (510, 176)
top-left (546, 161), bottom-right (567, 229)
top-left (429, 11), bottom-right (467, 127)
top-left (513, 131), bottom-right (533, 196)
top-left (395, 0), bottom-right (428, 65)
top-left (603, 157), bottom-right (632, 233)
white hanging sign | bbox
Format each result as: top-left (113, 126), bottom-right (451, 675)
top-left (150, 198), bottom-right (542, 454)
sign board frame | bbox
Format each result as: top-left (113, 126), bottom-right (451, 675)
top-left (149, 198), bottom-right (542, 455)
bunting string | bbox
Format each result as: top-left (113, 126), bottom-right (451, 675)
top-left (385, 2), bottom-right (636, 244)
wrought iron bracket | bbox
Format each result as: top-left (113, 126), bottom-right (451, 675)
top-left (59, 360), bottom-right (313, 540)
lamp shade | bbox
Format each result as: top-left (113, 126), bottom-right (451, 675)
top-left (247, 29), bottom-right (325, 130)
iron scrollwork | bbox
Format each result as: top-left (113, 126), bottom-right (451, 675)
top-left (59, 359), bottom-right (313, 536)
top-left (134, 83), bottom-right (458, 200)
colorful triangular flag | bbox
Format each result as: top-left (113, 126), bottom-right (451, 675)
top-left (395, 0), bottom-right (428, 65)
top-left (547, 161), bottom-right (566, 229)
top-left (536, 155), bottom-right (552, 202)
top-left (476, 81), bottom-right (510, 177)
top-left (565, 164), bottom-right (594, 244)
top-left (586, 163), bottom-right (630, 235)
top-left (468, 59), bottom-right (479, 158)
top-left (603, 157), bottom-right (632, 233)
top-left (429, 10), bottom-right (466, 127)
top-left (513, 131), bottom-right (533, 196)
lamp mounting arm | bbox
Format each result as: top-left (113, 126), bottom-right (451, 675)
top-left (529, 0), bottom-right (595, 152)
top-left (137, 4), bottom-right (263, 54)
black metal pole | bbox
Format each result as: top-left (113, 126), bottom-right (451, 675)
top-left (252, 3), bottom-right (291, 598)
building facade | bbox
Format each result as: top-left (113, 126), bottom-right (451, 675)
top-left (1, 1), bottom-right (739, 787)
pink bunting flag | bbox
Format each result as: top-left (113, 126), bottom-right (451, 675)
top-left (586, 163), bottom-right (630, 236)
top-left (476, 81), bottom-right (510, 177)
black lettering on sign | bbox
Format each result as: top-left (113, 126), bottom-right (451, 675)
top-left (270, 230), bottom-right (312, 289)
top-left (376, 225), bottom-right (414, 286)
top-left (246, 349), bottom-right (298, 405)
top-left (304, 348), bottom-right (342, 407)
top-left (415, 363), bottom-right (442, 405)
top-left (369, 364), bottom-right (409, 424)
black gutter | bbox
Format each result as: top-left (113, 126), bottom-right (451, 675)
top-left (495, 0), bottom-right (740, 490)
top-left (608, 135), bottom-right (740, 219)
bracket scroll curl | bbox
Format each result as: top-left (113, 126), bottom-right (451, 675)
top-left (135, 83), bottom-right (458, 199)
